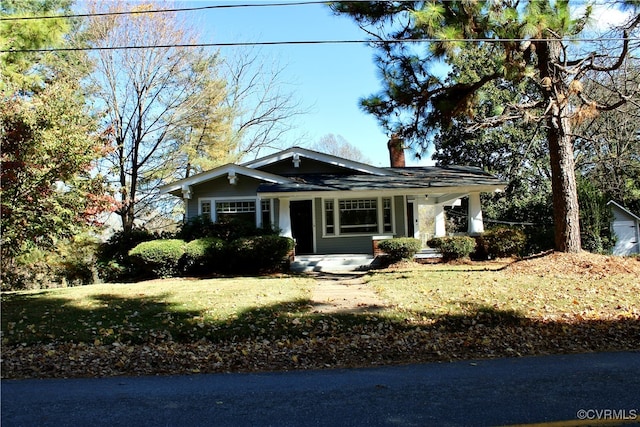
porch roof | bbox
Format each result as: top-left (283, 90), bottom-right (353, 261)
top-left (257, 165), bottom-right (506, 195)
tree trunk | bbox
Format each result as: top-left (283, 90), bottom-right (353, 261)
top-left (538, 38), bottom-right (582, 253)
top-left (547, 114), bottom-right (582, 252)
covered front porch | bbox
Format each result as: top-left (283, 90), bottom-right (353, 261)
top-left (268, 189), bottom-right (490, 257)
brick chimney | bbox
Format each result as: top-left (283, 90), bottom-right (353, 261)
top-left (388, 133), bottom-right (405, 167)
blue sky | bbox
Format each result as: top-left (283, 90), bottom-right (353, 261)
top-left (183, 0), bottom-right (429, 167)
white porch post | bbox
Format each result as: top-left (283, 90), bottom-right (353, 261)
top-left (434, 204), bottom-right (447, 237)
top-left (278, 197), bottom-right (292, 238)
top-left (468, 192), bottom-right (484, 235)
top-left (181, 185), bottom-right (192, 223)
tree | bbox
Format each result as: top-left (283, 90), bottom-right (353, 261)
top-left (1, 0), bottom-right (111, 278)
top-left (309, 134), bottom-right (370, 163)
top-left (574, 62), bottom-right (640, 213)
top-left (84, 1), bottom-right (234, 234)
top-left (333, 1), bottom-right (640, 252)
top-left (221, 46), bottom-right (308, 159)
top-left (430, 44), bottom-right (552, 224)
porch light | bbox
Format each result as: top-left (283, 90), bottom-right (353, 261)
top-left (292, 153), bottom-right (301, 168)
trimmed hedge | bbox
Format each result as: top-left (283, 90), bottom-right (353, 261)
top-left (96, 228), bottom-right (158, 282)
top-left (377, 238), bottom-right (422, 262)
top-left (182, 237), bottom-right (225, 275)
top-left (129, 239), bottom-right (186, 278)
top-left (427, 236), bottom-right (476, 261)
top-left (228, 235), bottom-right (295, 273)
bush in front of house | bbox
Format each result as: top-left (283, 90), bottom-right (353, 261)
top-left (377, 238), bottom-right (422, 262)
top-left (129, 239), bottom-right (186, 278)
top-left (227, 235), bottom-right (295, 273)
top-left (427, 236), bottom-right (476, 261)
top-left (182, 237), bottom-right (226, 275)
top-left (96, 228), bottom-right (159, 282)
top-left (478, 227), bottom-right (527, 258)
top-left (177, 215), bottom-right (279, 242)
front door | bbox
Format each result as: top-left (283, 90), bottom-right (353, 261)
top-left (290, 200), bottom-right (314, 254)
top-left (407, 200), bottom-right (415, 238)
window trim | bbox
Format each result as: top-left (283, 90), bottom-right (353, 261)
top-left (322, 196), bottom-right (395, 238)
top-left (198, 196), bottom-right (261, 226)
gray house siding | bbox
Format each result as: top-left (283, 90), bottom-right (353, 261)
top-left (393, 195), bottom-right (405, 236)
top-left (257, 158), bottom-right (360, 176)
top-left (186, 176), bottom-right (263, 220)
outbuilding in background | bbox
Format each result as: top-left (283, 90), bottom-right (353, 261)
top-left (607, 200), bottom-right (640, 256)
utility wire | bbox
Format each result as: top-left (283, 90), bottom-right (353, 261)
top-left (0, 0), bottom-right (617, 21)
top-left (2, 37), bottom-right (638, 53)
top-left (1, 1), bottom-right (330, 21)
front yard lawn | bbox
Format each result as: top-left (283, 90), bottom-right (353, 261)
top-left (2, 252), bottom-right (639, 379)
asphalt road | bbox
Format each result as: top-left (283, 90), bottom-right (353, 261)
top-left (2, 351), bottom-right (639, 427)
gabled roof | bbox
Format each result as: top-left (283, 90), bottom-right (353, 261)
top-left (607, 200), bottom-right (640, 221)
top-left (242, 146), bottom-right (390, 176)
top-left (159, 163), bottom-right (293, 195)
top-left (257, 165), bottom-right (506, 195)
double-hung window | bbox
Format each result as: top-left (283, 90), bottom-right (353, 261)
top-left (216, 200), bottom-right (256, 225)
top-left (261, 199), bottom-right (272, 228)
top-left (324, 197), bottom-right (393, 235)
top-left (339, 199), bottom-right (378, 233)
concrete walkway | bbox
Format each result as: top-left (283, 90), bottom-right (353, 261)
top-left (308, 271), bottom-right (387, 314)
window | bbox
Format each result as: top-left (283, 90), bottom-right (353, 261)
top-left (201, 201), bottom-right (211, 217)
top-left (261, 200), bottom-right (272, 228)
top-left (339, 199), bottom-right (378, 234)
top-left (216, 200), bottom-right (256, 225)
top-left (323, 197), bottom-right (395, 236)
top-left (383, 198), bottom-right (392, 233)
top-left (325, 200), bottom-right (335, 235)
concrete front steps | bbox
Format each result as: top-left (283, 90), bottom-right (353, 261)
top-left (290, 249), bottom-right (441, 273)
top-left (290, 254), bottom-right (375, 273)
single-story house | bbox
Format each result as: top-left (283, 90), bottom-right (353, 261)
top-left (160, 145), bottom-right (506, 255)
top-left (607, 200), bottom-right (640, 256)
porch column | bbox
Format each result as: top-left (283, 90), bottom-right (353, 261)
top-left (467, 192), bottom-right (484, 235)
top-left (181, 185), bottom-right (192, 223)
top-left (278, 198), bottom-right (292, 238)
top-left (434, 204), bottom-right (447, 237)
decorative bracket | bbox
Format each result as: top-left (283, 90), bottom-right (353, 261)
top-left (181, 185), bottom-right (192, 200)
top-left (228, 170), bottom-right (238, 185)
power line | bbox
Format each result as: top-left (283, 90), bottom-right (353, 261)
top-left (0, 1), bottom-right (329, 21)
top-left (0, 0), bottom-right (616, 22)
top-left (2, 37), bottom-right (638, 53)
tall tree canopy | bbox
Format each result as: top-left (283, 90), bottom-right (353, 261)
top-left (1, 0), bottom-right (111, 277)
top-left (334, 0), bottom-right (640, 252)
top-left (84, 1), bottom-right (235, 234)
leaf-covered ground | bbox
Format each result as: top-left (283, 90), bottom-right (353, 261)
top-left (2, 252), bottom-right (639, 379)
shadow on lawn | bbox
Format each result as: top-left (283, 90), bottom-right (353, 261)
top-left (2, 292), bottom-right (639, 358)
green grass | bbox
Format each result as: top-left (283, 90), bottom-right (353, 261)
top-left (1, 276), bottom-right (315, 345)
top-left (365, 263), bottom-right (640, 322)
top-left (2, 262), bottom-right (639, 348)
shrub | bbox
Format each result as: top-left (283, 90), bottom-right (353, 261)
top-left (128, 239), bottom-right (186, 278)
top-left (96, 228), bottom-right (158, 281)
top-left (377, 238), bottom-right (422, 262)
top-left (478, 227), bottom-right (527, 258)
top-left (178, 215), bottom-right (279, 242)
top-left (227, 235), bottom-right (294, 273)
top-left (182, 237), bottom-right (226, 275)
top-left (55, 234), bottom-right (101, 285)
top-left (428, 236), bottom-right (476, 261)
